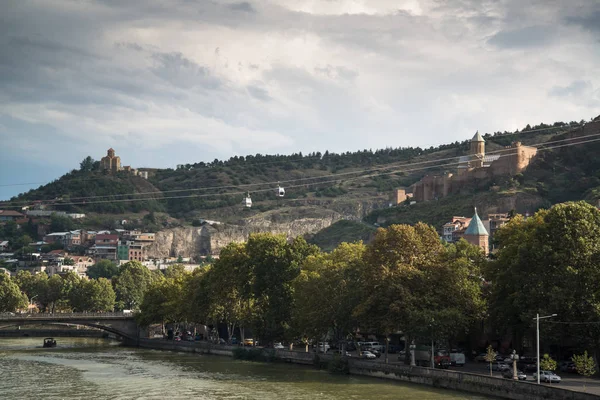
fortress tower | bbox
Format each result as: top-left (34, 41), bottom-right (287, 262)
top-left (470, 131), bottom-right (485, 168)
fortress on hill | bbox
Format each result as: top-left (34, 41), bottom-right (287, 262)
top-left (409, 132), bottom-right (537, 202)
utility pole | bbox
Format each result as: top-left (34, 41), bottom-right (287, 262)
top-left (534, 313), bottom-right (557, 384)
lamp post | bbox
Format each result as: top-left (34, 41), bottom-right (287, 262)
top-left (410, 341), bottom-right (416, 366)
top-left (29, 295), bottom-right (38, 314)
top-left (533, 313), bottom-right (557, 384)
top-left (510, 350), bottom-right (519, 380)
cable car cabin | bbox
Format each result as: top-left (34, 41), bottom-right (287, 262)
top-left (277, 186), bottom-right (285, 197)
top-left (243, 193), bottom-right (252, 208)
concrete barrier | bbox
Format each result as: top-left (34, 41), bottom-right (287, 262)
top-left (133, 341), bottom-right (597, 400)
top-left (348, 360), bottom-right (600, 400)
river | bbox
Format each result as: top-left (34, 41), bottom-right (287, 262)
top-left (0, 338), bottom-right (493, 399)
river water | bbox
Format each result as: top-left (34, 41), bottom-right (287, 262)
top-left (0, 338), bottom-right (493, 400)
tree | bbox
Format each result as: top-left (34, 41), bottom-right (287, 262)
top-left (70, 278), bottom-right (116, 312)
top-left (87, 259), bottom-right (119, 279)
top-left (540, 353), bottom-right (557, 371)
top-left (484, 345), bottom-right (497, 376)
top-left (79, 156), bottom-right (95, 172)
top-left (292, 242), bottom-right (365, 348)
top-left (113, 261), bottom-right (155, 310)
top-left (0, 274), bottom-right (28, 312)
top-left (487, 202), bottom-right (600, 354)
top-left (50, 214), bottom-right (75, 232)
top-left (572, 351), bottom-right (596, 390)
top-left (63, 257), bottom-right (75, 266)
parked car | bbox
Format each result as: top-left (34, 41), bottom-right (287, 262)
top-left (345, 342), bottom-right (357, 352)
top-left (492, 362), bottom-right (510, 372)
top-left (332, 350), bottom-right (352, 357)
top-left (450, 351), bottom-right (466, 366)
top-left (361, 351), bottom-right (377, 359)
top-left (231, 337), bottom-right (238, 345)
top-left (502, 369), bottom-right (527, 380)
top-left (243, 338), bottom-right (255, 346)
top-left (318, 342), bottom-right (331, 353)
top-left (533, 371), bottom-right (561, 383)
top-left (274, 342), bottom-right (285, 349)
top-left (559, 362), bottom-right (576, 373)
top-left (475, 353), bottom-right (488, 363)
top-left (365, 347), bottom-right (381, 358)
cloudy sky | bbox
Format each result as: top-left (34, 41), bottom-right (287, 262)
top-left (1, 0), bottom-right (599, 200)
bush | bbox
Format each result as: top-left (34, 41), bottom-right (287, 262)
top-left (232, 347), bottom-right (278, 362)
top-left (327, 354), bottom-right (349, 375)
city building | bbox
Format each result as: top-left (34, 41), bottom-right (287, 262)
top-left (485, 213), bottom-right (510, 251)
top-left (442, 217), bottom-right (472, 243)
top-left (463, 208), bottom-right (489, 255)
top-left (0, 210), bottom-right (25, 221)
top-left (94, 234), bottom-right (119, 261)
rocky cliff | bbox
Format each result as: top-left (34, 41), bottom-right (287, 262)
top-left (144, 208), bottom-right (343, 258)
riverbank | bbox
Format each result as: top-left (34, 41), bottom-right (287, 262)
top-left (135, 339), bottom-right (599, 400)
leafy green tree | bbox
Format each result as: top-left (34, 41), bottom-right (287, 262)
top-left (50, 214), bottom-right (76, 232)
top-left (113, 261), bottom-right (155, 310)
top-left (15, 235), bottom-right (33, 250)
top-left (87, 259), bottom-right (119, 279)
top-left (292, 242), bottom-right (365, 346)
top-left (79, 156), bottom-right (95, 172)
top-left (540, 353), bottom-right (557, 371)
top-left (63, 257), bottom-right (75, 266)
top-left (484, 345), bottom-right (497, 376)
top-left (70, 278), bottom-right (115, 312)
top-left (488, 202), bottom-right (600, 354)
top-left (247, 234), bottom-right (320, 343)
top-left (572, 351), bottom-right (596, 390)
top-left (46, 274), bottom-right (65, 313)
top-left (356, 224), bottom-right (486, 361)
top-left (0, 274), bottom-right (28, 312)
top-left (138, 268), bottom-right (190, 329)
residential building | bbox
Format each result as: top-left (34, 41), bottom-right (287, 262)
top-left (132, 232), bottom-right (155, 242)
top-left (44, 232), bottom-right (69, 245)
top-left (65, 231), bottom-right (81, 248)
top-left (464, 208), bottom-right (489, 255)
top-left (0, 210), bottom-right (25, 221)
top-left (485, 213), bottom-right (510, 251)
top-left (95, 234), bottom-right (118, 261)
top-left (128, 243), bottom-right (144, 261)
top-left (442, 217), bottom-right (472, 243)
top-left (117, 244), bottom-right (130, 261)
top-left (0, 241), bottom-right (9, 251)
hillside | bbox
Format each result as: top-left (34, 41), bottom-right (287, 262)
top-left (1, 118), bottom-right (597, 250)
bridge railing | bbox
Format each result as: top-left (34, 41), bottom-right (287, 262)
top-left (0, 312), bottom-right (136, 319)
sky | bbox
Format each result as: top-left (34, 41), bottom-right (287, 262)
top-left (1, 0), bottom-right (599, 200)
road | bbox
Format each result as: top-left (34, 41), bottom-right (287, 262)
top-left (339, 351), bottom-right (600, 396)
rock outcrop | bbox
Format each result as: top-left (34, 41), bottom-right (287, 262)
top-left (145, 211), bottom-right (342, 258)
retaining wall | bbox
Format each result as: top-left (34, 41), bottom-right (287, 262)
top-left (349, 360), bottom-right (599, 400)
top-left (134, 340), bottom-right (598, 400)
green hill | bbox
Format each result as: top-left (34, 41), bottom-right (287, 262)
top-left (2, 117), bottom-right (597, 246)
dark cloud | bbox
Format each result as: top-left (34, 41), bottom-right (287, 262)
top-left (549, 80), bottom-right (592, 98)
top-left (247, 85), bottom-right (271, 101)
top-left (566, 10), bottom-right (600, 34)
top-left (228, 2), bottom-right (255, 13)
top-left (487, 26), bottom-right (556, 48)
top-left (151, 52), bottom-right (221, 90)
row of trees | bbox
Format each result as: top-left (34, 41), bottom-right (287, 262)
top-left (0, 261), bottom-right (164, 313)
top-left (137, 226), bottom-right (487, 358)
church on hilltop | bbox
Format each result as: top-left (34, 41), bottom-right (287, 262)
top-left (409, 132), bottom-right (538, 202)
top-left (99, 148), bottom-right (149, 179)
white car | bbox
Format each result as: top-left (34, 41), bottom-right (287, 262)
top-left (274, 342), bottom-right (285, 349)
top-left (492, 362), bottom-right (510, 372)
top-left (318, 342), bottom-right (330, 353)
top-left (534, 371), bottom-right (561, 383)
top-left (361, 351), bottom-right (377, 359)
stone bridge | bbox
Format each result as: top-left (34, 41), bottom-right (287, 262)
top-left (0, 312), bottom-right (140, 343)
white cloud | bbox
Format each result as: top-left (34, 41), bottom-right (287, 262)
top-left (0, 0), bottom-right (599, 190)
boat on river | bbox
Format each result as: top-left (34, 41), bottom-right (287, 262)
top-left (43, 338), bottom-right (57, 348)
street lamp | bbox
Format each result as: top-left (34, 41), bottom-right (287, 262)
top-left (29, 295), bottom-right (38, 314)
top-left (410, 341), bottom-right (416, 366)
top-left (533, 313), bottom-right (557, 384)
top-left (510, 350), bottom-right (519, 380)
